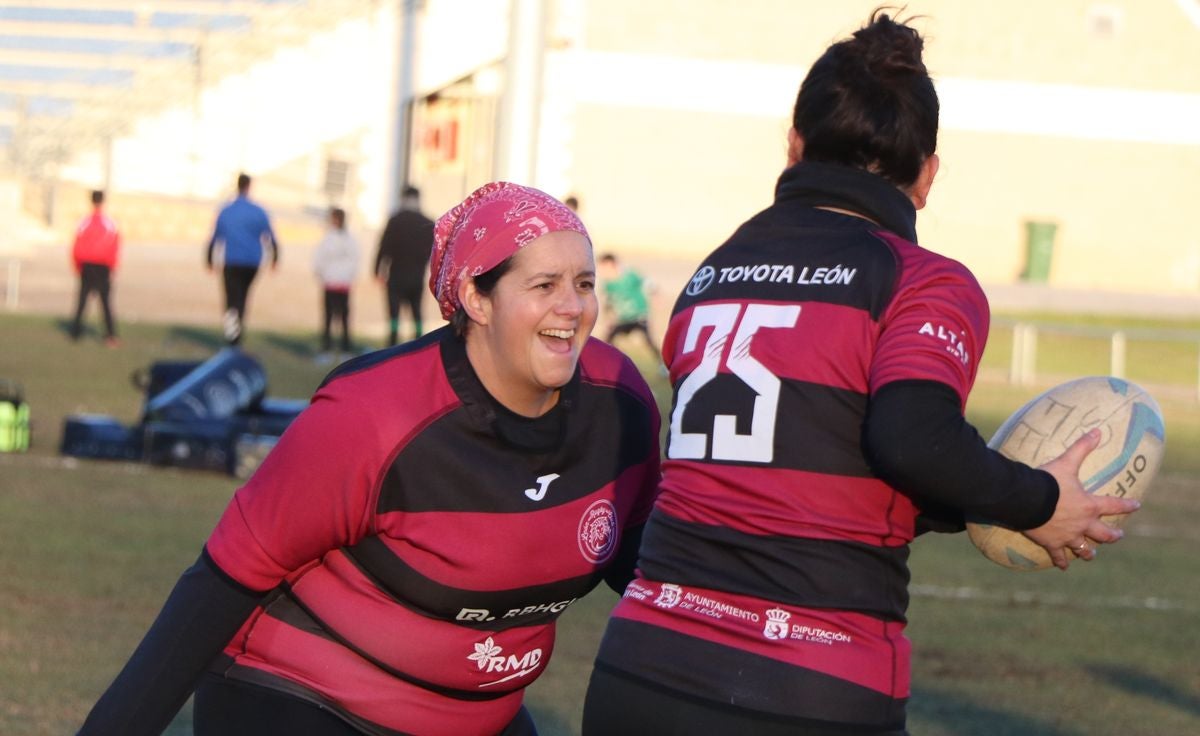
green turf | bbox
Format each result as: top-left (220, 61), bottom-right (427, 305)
top-left (1, 312), bottom-right (1197, 735)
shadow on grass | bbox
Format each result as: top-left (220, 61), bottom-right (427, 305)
top-left (259, 331), bottom-right (318, 359)
top-left (909, 687), bottom-right (1083, 736)
top-left (54, 316), bottom-right (103, 343)
top-left (164, 325), bottom-right (225, 352)
top-left (161, 325), bottom-right (319, 360)
top-left (1089, 663), bottom-right (1200, 719)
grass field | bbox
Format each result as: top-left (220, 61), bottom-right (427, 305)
top-left (1, 312), bottom-right (1198, 735)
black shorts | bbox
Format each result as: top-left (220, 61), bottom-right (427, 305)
top-left (194, 673), bottom-right (540, 736)
top-left (583, 664), bottom-right (909, 736)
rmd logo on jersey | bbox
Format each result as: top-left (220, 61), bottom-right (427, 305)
top-left (918, 321), bottom-right (970, 366)
top-left (467, 636), bottom-right (544, 687)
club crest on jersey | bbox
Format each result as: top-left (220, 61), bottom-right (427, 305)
top-left (918, 321), bottom-right (971, 366)
top-left (763, 607), bottom-right (791, 641)
top-left (577, 499), bottom-right (618, 563)
top-left (654, 583), bottom-right (683, 608)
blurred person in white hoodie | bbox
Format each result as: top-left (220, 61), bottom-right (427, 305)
top-left (311, 207), bottom-right (360, 363)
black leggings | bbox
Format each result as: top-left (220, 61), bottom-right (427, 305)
top-left (71, 263), bottom-right (116, 339)
top-left (322, 289), bottom-right (351, 352)
top-left (194, 675), bottom-right (361, 736)
top-left (605, 320), bottom-right (658, 357)
top-left (386, 281), bottom-right (423, 346)
top-left (194, 674), bottom-right (540, 736)
top-left (222, 265), bottom-right (259, 346)
top-left (582, 666), bottom-right (909, 736)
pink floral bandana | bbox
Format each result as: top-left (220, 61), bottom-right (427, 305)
top-left (429, 182), bottom-right (589, 319)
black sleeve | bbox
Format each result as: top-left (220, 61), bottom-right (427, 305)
top-left (375, 218), bottom-right (395, 277)
top-left (77, 549), bottom-right (266, 736)
top-left (603, 524), bottom-right (645, 594)
top-left (863, 379), bottom-right (1059, 533)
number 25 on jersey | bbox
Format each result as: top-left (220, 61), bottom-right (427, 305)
top-left (668, 303), bottom-right (800, 464)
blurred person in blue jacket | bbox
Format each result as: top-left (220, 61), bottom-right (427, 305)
top-left (206, 173), bottom-right (279, 346)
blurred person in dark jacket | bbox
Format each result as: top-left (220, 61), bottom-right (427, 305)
top-left (375, 185), bottom-right (434, 346)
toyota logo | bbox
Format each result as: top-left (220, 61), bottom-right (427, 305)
top-left (685, 266), bottom-right (716, 296)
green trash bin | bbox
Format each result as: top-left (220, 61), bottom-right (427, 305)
top-left (1020, 220), bottom-right (1057, 282)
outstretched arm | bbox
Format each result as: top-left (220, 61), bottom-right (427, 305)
top-left (864, 379), bottom-right (1139, 569)
top-left (77, 550), bottom-right (265, 736)
top-left (864, 379), bottom-right (1059, 530)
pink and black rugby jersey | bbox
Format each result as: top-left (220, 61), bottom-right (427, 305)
top-left (596, 161), bottom-right (989, 730)
top-left (206, 328), bottom-right (660, 736)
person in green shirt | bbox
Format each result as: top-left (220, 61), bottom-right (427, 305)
top-left (598, 253), bottom-right (659, 360)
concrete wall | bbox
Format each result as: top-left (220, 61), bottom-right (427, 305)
top-left (555, 0), bottom-right (1200, 293)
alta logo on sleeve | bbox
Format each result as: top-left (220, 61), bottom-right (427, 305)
top-left (917, 321), bottom-right (970, 366)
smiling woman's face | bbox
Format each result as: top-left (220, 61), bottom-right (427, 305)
top-left (463, 230), bottom-right (597, 417)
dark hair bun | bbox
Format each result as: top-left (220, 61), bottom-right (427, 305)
top-left (791, 8), bottom-right (939, 187)
top-left (852, 12), bottom-right (928, 78)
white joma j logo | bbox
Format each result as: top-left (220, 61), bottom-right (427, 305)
top-left (524, 473), bottom-right (560, 501)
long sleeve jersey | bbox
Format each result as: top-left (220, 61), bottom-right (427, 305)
top-left (81, 328), bottom-right (660, 736)
top-left (593, 161), bottom-right (1056, 732)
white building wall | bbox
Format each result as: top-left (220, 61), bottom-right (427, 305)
top-left (55, 0), bottom-right (1199, 293)
top-left (63, 4), bottom-right (399, 228)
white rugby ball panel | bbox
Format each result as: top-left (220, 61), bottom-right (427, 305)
top-left (965, 376), bottom-right (1165, 571)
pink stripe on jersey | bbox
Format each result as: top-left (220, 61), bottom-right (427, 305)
top-left (288, 550), bottom-right (556, 693)
top-left (656, 463), bottom-right (916, 545)
top-left (612, 578), bottom-right (910, 697)
top-left (227, 619), bottom-right (526, 736)
top-left (664, 300), bottom-right (876, 394)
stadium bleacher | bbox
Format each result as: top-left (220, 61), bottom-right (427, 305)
top-left (0, 1), bottom-right (347, 182)
top-left (0, 0), bottom-right (375, 242)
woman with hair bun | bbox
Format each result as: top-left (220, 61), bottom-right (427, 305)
top-left (79, 183), bottom-right (661, 736)
top-left (582, 10), bottom-right (1137, 735)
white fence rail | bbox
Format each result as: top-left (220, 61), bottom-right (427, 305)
top-left (998, 319), bottom-right (1200, 399)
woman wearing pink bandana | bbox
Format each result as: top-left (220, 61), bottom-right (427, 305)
top-left (79, 183), bottom-right (662, 736)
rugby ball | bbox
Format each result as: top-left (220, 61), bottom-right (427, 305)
top-left (966, 376), bottom-right (1165, 571)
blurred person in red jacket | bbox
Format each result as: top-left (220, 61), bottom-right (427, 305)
top-left (69, 189), bottom-right (121, 347)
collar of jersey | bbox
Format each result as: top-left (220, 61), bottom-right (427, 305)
top-left (774, 161), bottom-right (919, 244)
top-left (439, 332), bottom-right (579, 452)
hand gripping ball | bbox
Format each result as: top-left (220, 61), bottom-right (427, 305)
top-left (966, 376), bottom-right (1165, 571)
